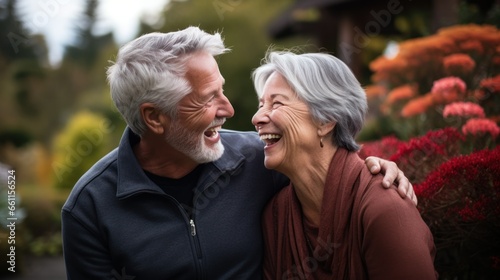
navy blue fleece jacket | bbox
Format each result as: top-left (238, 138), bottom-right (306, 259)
top-left (62, 128), bottom-right (287, 280)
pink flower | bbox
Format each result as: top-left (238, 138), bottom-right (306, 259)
top-left (432, 77), bottom-right (467, 94)
top-left (462, 118), bottom-right (500, 138)
top-left (443, 102), bottom-right (485, 118)
top-left (431, 77), bottom-right (467, 104)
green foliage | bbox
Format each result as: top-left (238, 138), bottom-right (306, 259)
top-left (0, 128), bottom-right (33, 148)
top-left (356, 115), bottom-right (401, 142)
top-left (51, 111), bottom-right (115, 189)
top-left (0, 0), bottom-right (41, 62)
top-left (459, 0), bottom-right (500, 27)
top-left (29, 232), bottom-right (63, 257)
top-left (14, 183), bottom-right (67, 259)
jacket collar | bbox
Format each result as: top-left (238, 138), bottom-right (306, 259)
top-left (115, 127), bottom-right (245, 199)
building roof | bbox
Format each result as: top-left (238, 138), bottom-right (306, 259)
top-left (268, 0), bottom-right (360, 38)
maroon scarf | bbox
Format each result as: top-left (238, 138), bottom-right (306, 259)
top-left (263, 148), bottom-right (371, 279)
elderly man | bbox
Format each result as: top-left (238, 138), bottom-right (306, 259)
top-left (62, 26), bottom-right (414, 279)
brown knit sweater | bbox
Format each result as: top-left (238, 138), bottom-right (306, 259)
top-left (262, 148), bottom-right (438, 279)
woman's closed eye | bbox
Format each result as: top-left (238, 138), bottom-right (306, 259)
top-left (272, 101), bottom-right (283, 109)
top-left (257, 100), bottom-right (284, 110)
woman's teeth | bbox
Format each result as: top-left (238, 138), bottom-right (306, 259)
top-left (260, 134), bottom-right (282, 140)
top-left (260, 134), bottom-right (282, 145)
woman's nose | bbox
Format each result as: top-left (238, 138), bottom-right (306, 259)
top-left (251, 108), bottom-right (269, 130)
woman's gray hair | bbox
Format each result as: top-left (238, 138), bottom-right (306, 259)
top-left (107, 26), bottom-right (229, 136)
top-left (252, 51), bottom-right (367, 151)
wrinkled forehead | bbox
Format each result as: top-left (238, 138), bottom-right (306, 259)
top-left (259, 72), bottom-right (302, 102)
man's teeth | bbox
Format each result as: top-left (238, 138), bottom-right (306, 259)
top-left (205, 126), bottom-right (221, 137)
top-left (260, 134), bottom-right (282, 140)
top-left (209, 126), bottom-right (221, 132)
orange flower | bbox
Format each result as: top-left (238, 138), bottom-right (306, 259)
top-left (401, 93), bottom-right (434, 117)
top-left (474, 89), bottom-right (487, 101)
top-left (386, 84), bottom-right (416, 105)
top-left (369, 56), bottom-right (409, 84)
top-left (480, 75), bottom-right (500, 94)
top-left (369, 24), bottom-right (500, 91)
top-left (443, 53), bottom-right (476, 76)
top-left (437, 24), bottom-right (500, 52)
top-left (489, 115), bottom-right (500, 123)
top-left (459, 40), bottom-right (484, 55)
top-left (364, 84), bottom-right (387, 99)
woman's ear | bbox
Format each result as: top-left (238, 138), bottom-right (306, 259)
top-left (140, 103), bottom-right (169, 135)
top-left (317, 121), bottom-right (336, 137)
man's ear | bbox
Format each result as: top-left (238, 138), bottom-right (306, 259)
top-left (140, 103), bottom-right (169, 135)
top-left (318, 121), bottom-right (336, 137)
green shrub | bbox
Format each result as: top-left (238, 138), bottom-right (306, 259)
top-left (51, 111), bottom-right (114, 189)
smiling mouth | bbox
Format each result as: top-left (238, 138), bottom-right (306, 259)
top-left (204, 126), bottom-right (222, 138)
top-left (260, 134), bottom-right (282, 146)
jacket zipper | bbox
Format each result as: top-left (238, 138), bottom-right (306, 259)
top-left (163, 195), bottom-right (203, 278)
top-left (191, 169), bottom-right (233, 279)
top-left (188, 214), bottom-right (203, 280)
top-left (190, 219), bottom-right (196, 236)
top-left (189, 214), bottom-right (203, 259)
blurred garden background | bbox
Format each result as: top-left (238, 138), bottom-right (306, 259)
top-left (0, 0), bottom-right (499, 279)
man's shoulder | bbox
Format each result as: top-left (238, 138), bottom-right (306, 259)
top-left (62, 148), bottom-right (119, 211)
top-left (220, 129), bottom-right (259, 138)
top-left (220, 129), bottom-right (261, 146)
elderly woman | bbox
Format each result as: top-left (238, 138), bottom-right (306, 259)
top-left (252, 51), bottom-right (437, 280)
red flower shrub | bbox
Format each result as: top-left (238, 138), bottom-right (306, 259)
top-left (414, 146), bottom-right (500, 278)
top-left (458, 195), bottom-right (489, 222)
top-left (388, 128), bottom-right (464, 184)
top-left (362, 24), bottom-right (500, 278)
top-left (358, 135), bottom-right (404, 160)
top-left (415, 146), bottom-right (499, 199)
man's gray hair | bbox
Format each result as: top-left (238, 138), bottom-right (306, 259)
top-left (252, 51), bottom-right (367, 151)
top-left (107, 26), bottom-right (229, 136)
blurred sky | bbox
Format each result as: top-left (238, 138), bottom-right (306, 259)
top-left (15, 0), bottom-right (169, 65)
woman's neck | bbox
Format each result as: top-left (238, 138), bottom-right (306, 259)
top-left (283, 145), bottom-right (337, 227)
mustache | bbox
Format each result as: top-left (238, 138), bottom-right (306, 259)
top-left (208, 118), bottom-right (226, 128)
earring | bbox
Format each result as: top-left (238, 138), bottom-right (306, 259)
top-left (320, 137), bottom-right (324, 148)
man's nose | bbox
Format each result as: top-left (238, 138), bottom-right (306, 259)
top-left (217, 94), bottom-right (234, 118)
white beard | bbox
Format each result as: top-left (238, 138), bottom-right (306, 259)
top-left (165, 118), bottom-right (225, 163)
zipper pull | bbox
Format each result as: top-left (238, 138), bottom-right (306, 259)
top-left (189, 219), bottom-right (196, 236)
